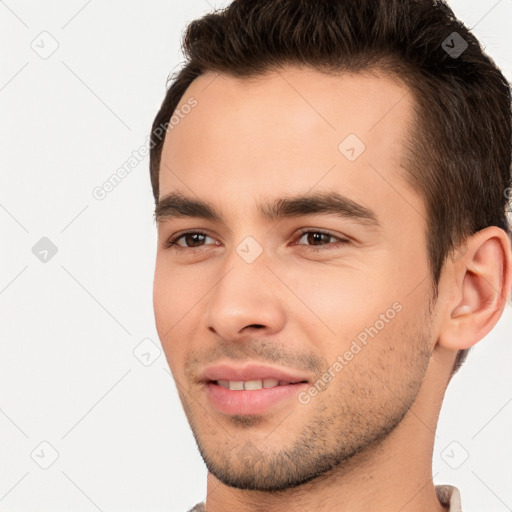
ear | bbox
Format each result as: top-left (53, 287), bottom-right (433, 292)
top-left (438, 226), bottom-right (512, 351)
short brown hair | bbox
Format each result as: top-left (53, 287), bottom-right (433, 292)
top-left (149, 0), bottom-right (512, 377)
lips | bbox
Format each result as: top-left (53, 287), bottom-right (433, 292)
top-left (201, 362), bottom-right (311, 386)
top-left (200, 362), bottom-right (312, 415)
top-left (216, 378), bottom-right (299, 390)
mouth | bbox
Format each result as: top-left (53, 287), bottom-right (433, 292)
top-left (200, 362), bottom-right (312, 415)
top-left (201, 362), bottom-right (311, 386)
top-left (211, 378), bottom-right (309, 390)
top-left (204, 378), bottom-right (310, 416)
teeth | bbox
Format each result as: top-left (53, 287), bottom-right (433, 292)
top-left (244, 379), bottom-right (262, 390)
top-left (215, 378), bottom-right (287, 390)
top-left (263, 378), bottom-right (279, 388)
top-left (229, 380), bottom-right (244, 390)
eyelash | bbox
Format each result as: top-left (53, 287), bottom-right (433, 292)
top-left (163, 228), bottom-right (350, 253)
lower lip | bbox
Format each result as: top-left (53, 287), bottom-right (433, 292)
top-left (205, 381), bottom-right (309, 415)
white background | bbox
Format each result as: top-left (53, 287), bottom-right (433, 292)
top-left (0, 1), bottom-right (511, 511)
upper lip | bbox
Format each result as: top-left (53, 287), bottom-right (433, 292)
top-left (201, 362), bottom-right (311, 384)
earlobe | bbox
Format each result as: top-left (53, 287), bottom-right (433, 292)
top-left (439, 226), bottom-right (512, 351)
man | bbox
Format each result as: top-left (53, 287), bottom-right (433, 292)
top-left (149, 1), bottom-right (512, 510)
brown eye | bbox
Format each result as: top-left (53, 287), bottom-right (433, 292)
top-left (294, 230), bottom-right (350, 251)
top-left (300, 232), bottom-right (332, 246)
top-left (165, 232), bottom-right (216, 249)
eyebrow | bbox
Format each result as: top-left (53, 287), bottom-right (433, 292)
top-left (154, 191), bottom-right (380, 228)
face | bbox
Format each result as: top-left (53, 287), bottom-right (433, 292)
top-left (153, 67), bottom-right (438, 491)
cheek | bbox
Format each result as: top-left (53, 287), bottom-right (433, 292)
top-left (286, 262), bottom-right (397, 335)
top-left (153, 257), bottom-right (195, 315)
top-left (152, 260), bottom-right (170, 334)
top-left (152, 259), bottom-right (190, 350)
top-left (152, 258), bottom-right (210, 368)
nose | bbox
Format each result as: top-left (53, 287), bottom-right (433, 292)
top-left (203, 249), bottom-right (288, 341)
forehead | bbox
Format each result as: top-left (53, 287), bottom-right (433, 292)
top-left (158, 66), bottom-right (423, 228)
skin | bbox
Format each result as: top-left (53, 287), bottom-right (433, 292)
top-left (152, 66), bottom-right (512, 512)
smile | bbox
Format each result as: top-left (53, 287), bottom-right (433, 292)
top-left (215, 379), bottom-right (305, 390)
